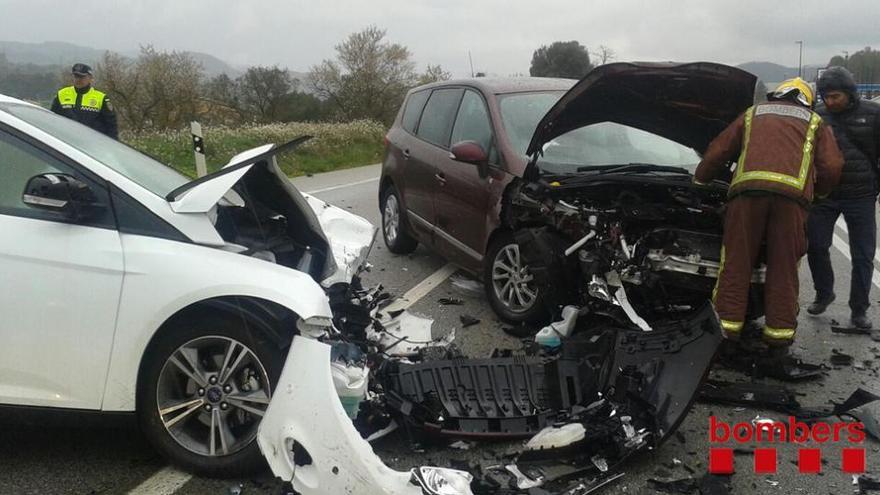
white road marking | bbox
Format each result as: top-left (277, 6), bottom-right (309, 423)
top-left (126, 466), bottom-right (192, 495)
top-left (831, 232), bottom-right (880, 289)
top-left (384, 263), bottom-right (458, 313)
top-left (304, 177), bottom-right (379, 195)
top-left (835, 218), bottom-right (880, 264)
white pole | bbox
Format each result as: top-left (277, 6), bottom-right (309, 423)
top-left (190, 121), bottom-right (207, 178)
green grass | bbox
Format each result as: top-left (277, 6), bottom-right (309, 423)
top-left (122, 120), bottom-right (387, 178)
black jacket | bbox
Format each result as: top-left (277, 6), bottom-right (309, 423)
top-left (816, 68), bottom-right (880, 199)
top-left (50, 85), bottom-right (119, 139)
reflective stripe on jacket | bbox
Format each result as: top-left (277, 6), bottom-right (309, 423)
top-left (694, 101), bottom-right (844, 204)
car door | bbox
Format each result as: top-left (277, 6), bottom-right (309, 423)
top-left (0, 127), bottom-right (124, 409)
top-left (406, 88), bottom-right (464, 236)
top-left (433, 89), bottom-right (499, 268)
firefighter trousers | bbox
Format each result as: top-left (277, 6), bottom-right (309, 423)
top-left (714, 193), bottom-right (807, 345)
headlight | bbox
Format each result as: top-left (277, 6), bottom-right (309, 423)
top-left (411, 467), bottom-right (475, 495)
top-left (297, 315), bottom-right (333, 338)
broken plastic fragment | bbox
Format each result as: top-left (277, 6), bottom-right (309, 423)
top-left (450, 274), bottom-right (483, 295)
top-left (459, 314), bottom-right (480, 328)
top-left (591, 455), bottom-right (609, 472)
top-left (438, 297), bottom-right (464, 306)
top-left (534, 305), bottom-right (580, 348)
top-left (504, 464), bottom-right (544, 489)
top-left (614, 286), bottom-right (652, 331)
top-left (525, 423), bottom-right (586, 450)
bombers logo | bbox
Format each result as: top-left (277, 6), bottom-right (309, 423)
top-left (708, 416), bottom-right (867, 474)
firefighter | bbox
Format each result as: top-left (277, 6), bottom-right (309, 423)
top-left (694, 78), bottom-right (844, 347)
top-left (51, 63), bottom-right (118, 139)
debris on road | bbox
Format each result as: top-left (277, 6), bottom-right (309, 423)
top-left (459, 314), bottom-right (481, 327)
top-left (832, 325), bottom-right (872, 335)
top-left (831, 348), bottom-right (855, 366)
top-left (450, 274), bottom-right (484, 295)
top-left (438, 297), bottom-right (464, 305)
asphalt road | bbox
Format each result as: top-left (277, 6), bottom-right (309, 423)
top-left (1, 163), bottom-right (879, 495)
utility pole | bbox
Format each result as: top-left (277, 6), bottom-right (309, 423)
top-left (796, 40), bottom-right (804, 78)
top-left (468, 51), bottom-right (475, 78)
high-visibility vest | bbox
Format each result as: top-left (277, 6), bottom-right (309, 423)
top-left (57, 86), bottom-right (106, 113)
top-left (730, 104), bottom-right (822, 194)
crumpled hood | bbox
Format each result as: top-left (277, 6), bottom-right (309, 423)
top-left (526, 62), bottom-right (758, 157)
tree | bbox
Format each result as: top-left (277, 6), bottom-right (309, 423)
top-left (592, 45), bottom-right (616, 65)
top-left (237, 65), bottom-right (294, 121)
top-left (827, 47), bottom-right (880, 83)
top-left (98, 46), bottom-right (204, 130)
top-left (529, 41), bottom-right (593, 79)
top-left (309, 26), bottom-right (417, 124)
top-left (418, 64), bottom-right (451, 85)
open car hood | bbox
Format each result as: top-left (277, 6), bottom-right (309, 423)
top-left (166, 136), bottom-right (310, 213)
top-left (526, 62), bottom-right (758, 157)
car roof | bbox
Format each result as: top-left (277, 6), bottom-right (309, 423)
top-left (411, 77), bottom-right (576, 95)
top-left (0, 93), bottom-right (42, 108)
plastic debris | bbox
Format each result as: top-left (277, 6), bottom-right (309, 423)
top-left (449, 440), bottom-right (474, 450)
top-left (459, 314), bottom-right (480, 328)
top-left (450, 274), bottom-right (483, 295)
top-left (831, 349), bottom-right (854, 366)
top-left (505, 464), bottom-right (544, 489)
top-left (525, 423), bottom-right (586, 450)
top-left (228, 483), bottom-right (243, 495)
top-left (591, 455), bottom-right (609, 472)
top-left (438, 297), bottom-right (464, 305)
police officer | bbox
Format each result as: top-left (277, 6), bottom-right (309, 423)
top-left (694, 78), bottom-right (844, 348)
top-left (51, 63), bottom-right (118, 139)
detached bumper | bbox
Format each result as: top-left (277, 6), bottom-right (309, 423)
top-left (258, 336), bottom-right (421, 495)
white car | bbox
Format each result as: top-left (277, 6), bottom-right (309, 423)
top-left (0, 94), bottom-right (375, 476)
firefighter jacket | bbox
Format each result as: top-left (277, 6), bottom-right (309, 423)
top-left (694, 101), bottom-right (844, 205)
top-left (51, 86), bottom-right (119, 139)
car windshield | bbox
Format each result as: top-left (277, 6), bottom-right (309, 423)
top-left (1, 103), bottom-right (190, 197)
top-left (498, 92), bottom-right (701, 175)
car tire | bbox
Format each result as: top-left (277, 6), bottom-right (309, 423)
top-left (381, 186), bottom-right (418, 254)
top-left (137, 312), bottom-right (285, 478)
top-left (484, 232), bottom-right (546, 323)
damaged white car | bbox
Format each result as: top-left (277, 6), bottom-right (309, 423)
top-left (0, 95), bottom-right (377, 475)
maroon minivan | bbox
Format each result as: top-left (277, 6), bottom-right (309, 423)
top-left (379, 78), bottom-right (575, 322)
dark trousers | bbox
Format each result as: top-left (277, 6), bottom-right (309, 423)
top-left (807, 197), bottom-right (877, 315)
top-left (715, 195), bottom-right (807, 334)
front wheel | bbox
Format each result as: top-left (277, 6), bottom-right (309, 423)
top-left (484, 232), bottom-right (546, 323)
top-left (137, 314), bottom-right (284, 477)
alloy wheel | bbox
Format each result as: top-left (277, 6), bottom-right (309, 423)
top-left (156, 336), bottom-right (271, 457)
top-left (491, 243), bottom-right (538, 313)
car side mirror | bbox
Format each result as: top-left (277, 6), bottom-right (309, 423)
top-left (22, 173), bottom-right (103, 221)
top-left (450, 140), bottom-right (489, 177)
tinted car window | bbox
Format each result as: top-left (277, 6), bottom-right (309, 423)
top-left (402, 90), bottom-right (430, 133)
top-left (416, 88), bottom-right (463, 148)
top-left (450, 90), bottom-right (494, 157)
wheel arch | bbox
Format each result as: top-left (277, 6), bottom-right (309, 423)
top-left (135, 295), bottom-right (300, 403)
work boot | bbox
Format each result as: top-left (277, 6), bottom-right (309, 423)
top-left (851, 312), bottom-right (873, 330)
top-left (872, 328), bottom-right (880, 342)
top-left (806, 293), bottom-right (835, 315)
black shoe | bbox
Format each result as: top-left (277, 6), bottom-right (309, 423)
top-left (807, 294), bottom-right (835, 315)
top-left (851, 313), bottom-right (873, 329)
top-left (872, 329), bottom-right (880, 342)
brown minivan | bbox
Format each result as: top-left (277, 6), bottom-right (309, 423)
top-left (379, 78), bottom-right (575, 322)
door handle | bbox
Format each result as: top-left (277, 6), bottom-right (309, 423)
top-left (434, 173), bottom-right (447, 185)
top-left (402, 149), bottom-right (411, 159)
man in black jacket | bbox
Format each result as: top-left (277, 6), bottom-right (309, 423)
top-left (50, 63), bottom-right (118, 139)
top-left (807, 67), bottom-right (880, 334)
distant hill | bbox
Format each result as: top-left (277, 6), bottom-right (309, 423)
top-left (737, 61), bottom-right (827, 83)
top-left (0, 40), bottom-right (242, 78)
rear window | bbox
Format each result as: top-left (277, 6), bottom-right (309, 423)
top-left (401, 90), bottom-right (429, 133)
top-left (416, 88), bottom-right (463, 148)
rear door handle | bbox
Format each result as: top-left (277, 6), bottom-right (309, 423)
top-left (434, 173), bottom-right (447, 185)
top-left (402, 149), bottom-right (411, 159)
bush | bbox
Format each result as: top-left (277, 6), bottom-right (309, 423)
top-left (123, 120), bottom-right (386, 178)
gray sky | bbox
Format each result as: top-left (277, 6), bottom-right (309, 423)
top-left (1, 0), bottom-right (877, 76)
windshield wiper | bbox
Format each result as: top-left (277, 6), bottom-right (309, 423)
top-left (576, 163), bottom-right (692, 175)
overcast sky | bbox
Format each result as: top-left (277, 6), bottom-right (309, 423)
top-left (1, 0), bottom-right (877, 76)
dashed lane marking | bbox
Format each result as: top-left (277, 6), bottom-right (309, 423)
top-left (125, 466), bottom-right (192, 495)
top-left (384, 263), bottom-right (459, 313)
top-left (304, 177), bottom-right (379, 195)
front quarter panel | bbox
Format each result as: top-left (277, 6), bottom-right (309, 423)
top-left (101, 234), bottom-right (332, 411)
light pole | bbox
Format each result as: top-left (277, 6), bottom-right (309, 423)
top-left (796, 40), bottom-right (804, 78)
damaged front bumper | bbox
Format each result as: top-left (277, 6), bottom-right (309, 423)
top-left (259, 302), bottom-right (722, 494)
top-left (258, 336), bottom-right (468, 495)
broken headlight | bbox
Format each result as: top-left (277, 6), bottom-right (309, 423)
top-left (296, 315), bottom-right (333, 338)
top-left (411, 467), bottom-right (475, 495)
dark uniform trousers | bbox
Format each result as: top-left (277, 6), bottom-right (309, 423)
top-left (715, 193), bottom-right (807, 343)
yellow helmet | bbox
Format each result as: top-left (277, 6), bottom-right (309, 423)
top-left (768, 77), bottom-right (814, 107)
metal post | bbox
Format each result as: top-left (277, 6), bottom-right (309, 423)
top-left (190, 121), bottom-right (207, 178)
top-left (796, 41), bottom-right (803, 78)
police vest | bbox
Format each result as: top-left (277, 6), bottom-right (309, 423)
top-left (57, 86), bottom-right (106, 113)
